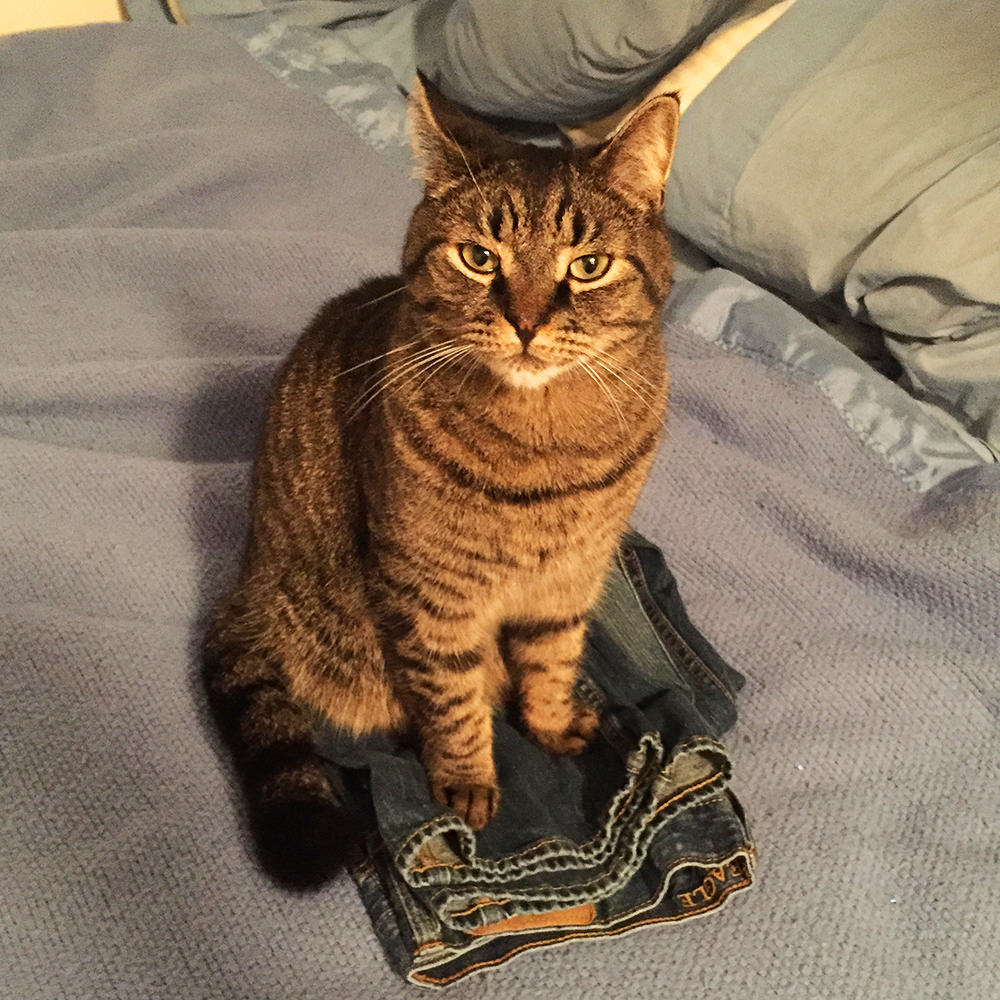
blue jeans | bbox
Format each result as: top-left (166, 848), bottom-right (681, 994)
top-left (317, 532), bottom-right (754, 987)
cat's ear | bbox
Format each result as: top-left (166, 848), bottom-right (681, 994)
top-left (593, 93), bottom-right (680, 210)
top-left (408, 73), bottom-right (511, 195)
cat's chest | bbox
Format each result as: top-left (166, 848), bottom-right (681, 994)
top-left (498, 545), bottom-right (611, 618)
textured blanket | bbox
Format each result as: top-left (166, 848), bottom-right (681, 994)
top-left (2, 24), bottom-right (997, 999)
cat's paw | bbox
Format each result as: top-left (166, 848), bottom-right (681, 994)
top-left (431, 779), bottom-right (500, 830)
top-left (530, 703), bottom-right (600, 756)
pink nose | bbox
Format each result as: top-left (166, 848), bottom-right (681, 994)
top-left (508, 313), bottom-right (539, 348)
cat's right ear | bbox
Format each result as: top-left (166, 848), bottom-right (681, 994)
top-left (593, 93), bottom-right (680, 210)
top-left (408, 74), bottom-right (509, 196)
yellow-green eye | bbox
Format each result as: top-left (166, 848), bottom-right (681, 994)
top-left (568, 253), bottom-right (612, 281)
top-left (459, 243), bottom-right (499, 274)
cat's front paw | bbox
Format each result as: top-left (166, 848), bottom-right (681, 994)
top-left (530, 702), bottom-right (600, 756)
top-left (430, 779), bottom-right (500, 830)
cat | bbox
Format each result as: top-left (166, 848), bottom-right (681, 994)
top-left (204, 76), bottom-right (679, 887)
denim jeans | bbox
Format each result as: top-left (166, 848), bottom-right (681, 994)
top-left (317, 531), bottom-right (754, 987)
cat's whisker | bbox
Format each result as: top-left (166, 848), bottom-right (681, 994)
top-left (582, 352), bottom-right (662, 404)
top-left (349, 353), bottom-right (461, 420)
top-left (442, 124), bottom-right (489, 210)
top-left (585, 345), bottom-right (662, 393)
top-left (386, 347), bottom-right (474, 413)
top-left (347, 343), bottom-right (456, 420)
top-left (353, 284), bottom-right (407, 310)
top-left (408, 345), bottom-right (476, 395)
top-left (347, 343), bottom-right (470, 421)
top-left (454, 355), bottom-right (481, 396)
top-left (578, 360), bottom-right (628, 439)
top-left (333, 335), bottom-right (431, 380)
top-left (590, 358), bottom-right (658, 410)
top-left (352, 339), bottom-right (460, 398)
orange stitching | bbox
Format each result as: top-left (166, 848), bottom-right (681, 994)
top-left (408, 850), bottom-right (753, 970)
top-left (448, 897), bottom-right (511, 918)
top-left (653, 770), bottom-right (723, 817)
top-left (409, 859), bottom-right (466, 874)
top-left (410, 877), bottom-right (753, 985)
top-left (412, 939), bottom-right (445, 956)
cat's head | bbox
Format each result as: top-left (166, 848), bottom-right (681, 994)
top-left (402, 76), bottom-right (679, 390)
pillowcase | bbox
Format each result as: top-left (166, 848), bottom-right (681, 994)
top-left (664, 0), bottom-right (1000, 451)
top-left (429, 0), bottom-right (744, 121)
top-left (561, 0), bottom-right (797, 146)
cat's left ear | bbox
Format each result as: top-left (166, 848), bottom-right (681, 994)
top-left (408, 73), bottom-right (512, 196)
top-left (593, 93), bottom-right (680, 210)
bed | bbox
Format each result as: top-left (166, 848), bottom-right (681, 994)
top-left (3, 4), bottom-right (998, 997)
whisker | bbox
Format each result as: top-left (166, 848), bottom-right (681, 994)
top-left (442, 124), bottom-right (488, 209)
top-left (585, 346), bottom-right (663, 393)
top-left (352, 339), bottom-right (457, 397)
top-left (590, 358), bottom-right (658, 410)
top-left (578, 360), bottom-right (627, 438)
top-left (353, 283), bottom-right (407, 310)
top-left (346, 342), bottom-right (470, 421)
top-left (333, 335), bottom-right (428, 380)
top-left (346, 341), bottom-right (457, 419)
top-left (387, 347), bottom-right (474, 412)
top-left (454, 355), bottom-right (481, 396)
top-left (410, 345), bottom-right (475, 395)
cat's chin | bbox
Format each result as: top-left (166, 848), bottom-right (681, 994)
top-left (491, 356), bottom-right (569, 390)
top-left (503, 367), bottom-right (561, 389)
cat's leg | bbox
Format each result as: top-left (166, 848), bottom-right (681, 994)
top-left (503, 615), bottom-right (599, 756)
top-left (389, 616), bottom-right (503, 830)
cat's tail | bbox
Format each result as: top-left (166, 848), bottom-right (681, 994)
top-left (202, 628), bottom-right (355, 889)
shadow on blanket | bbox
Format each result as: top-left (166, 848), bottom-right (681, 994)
top-left (175, 350), bottom-right (359, 887)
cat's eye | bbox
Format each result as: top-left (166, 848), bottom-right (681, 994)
top-left (459, 243), bottom-right (499, 275)
top-left (568, 253), bottom-right (612, 281)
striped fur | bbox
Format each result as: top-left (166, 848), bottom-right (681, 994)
top-left (204, 79), bottom-right (679, 883)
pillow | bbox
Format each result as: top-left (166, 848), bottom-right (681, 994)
top-left (428, 0), bottom-right (744, 122)
top-left (663, 0), bottom-right (1000, 452)
top-left (561, 0), bottom-right (797, 146)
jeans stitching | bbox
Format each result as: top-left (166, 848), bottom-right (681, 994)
top-left (409, 850), bottom-right (755, 985)
top-left (409, 735), bottom-right (730, 890)
top-left (447, 897), bottom-right (511, 919)
top-left (416, 733), bottom-right (673, 887)
top-left (436, 781), bottom-right (731, 919)
top-left (620, 546), bottom-right (735, 705)
top-left (408, 733), bottom-right (660, 882)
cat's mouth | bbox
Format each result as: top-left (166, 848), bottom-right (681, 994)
top-left (513, 353), bottom-right (548, 372)
top-left (494, 351), bottom-right (568, 389)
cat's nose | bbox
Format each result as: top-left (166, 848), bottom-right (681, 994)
top-left (507, 313), bottom-right (539, 348)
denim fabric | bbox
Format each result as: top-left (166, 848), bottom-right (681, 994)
top-left (317, 531), bottom-right (753, 987)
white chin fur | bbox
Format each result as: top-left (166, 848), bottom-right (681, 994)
top-left (503, 366), bottom-right (562, 389)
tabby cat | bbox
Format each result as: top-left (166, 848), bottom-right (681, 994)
top-left (204, 77), bottom-right (679, 886)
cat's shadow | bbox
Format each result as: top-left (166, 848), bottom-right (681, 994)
top-left (176, 342), bottom-right (287, 882)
